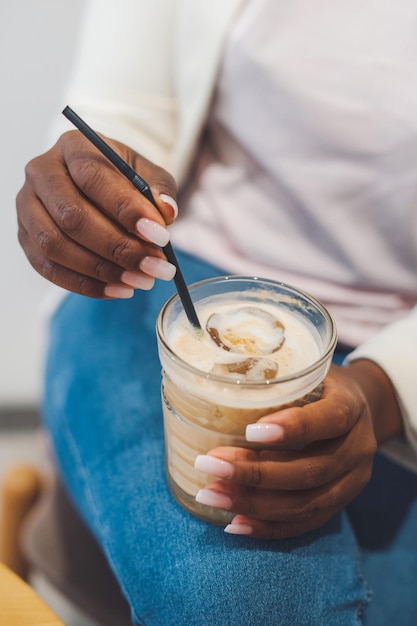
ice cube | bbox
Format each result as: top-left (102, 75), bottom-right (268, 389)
top-left (206, 306), bottom-right (285, 354)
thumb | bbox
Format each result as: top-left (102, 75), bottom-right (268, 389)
top-left (131, 151), bottom-right (178, 224)
top-left (152, 189), bottom-right (178, 225)
top-left (112, 138), bottom-right (179, 225)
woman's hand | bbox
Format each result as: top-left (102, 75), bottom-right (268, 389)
top-left (194, 360), bottom-right (403, 539)
top-left (16, 130), bottom-right (178, 298)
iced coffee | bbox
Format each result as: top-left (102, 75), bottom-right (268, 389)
top-left (156, 276), bottom-right (337, 524)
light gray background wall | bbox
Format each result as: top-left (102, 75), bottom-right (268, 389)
top-left (0, 1), bottom-right (87, 408)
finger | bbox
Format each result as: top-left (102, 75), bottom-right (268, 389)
top-left (196, 440), bottom-right (351, 491)
top-left (19, 233), bottom-right (133, 299)
top-left (201, 465), bottom-right (370, 535)
top-left (246, 367), bottom-right (366, 449)
top-left (197, 480), bottom-right (316, 525)
top-left (110, 136), bottom-right (179, 223)
top-left (60, 131), bottom-right (178, 230)
top-left (224, 513), bottom-right (333, 540)
top-left (18, 218), bottom-right (155, 296)
top-left (199, 471), bottom-right (349, 522)
top-left (22, 167), bottom-right (168, 272)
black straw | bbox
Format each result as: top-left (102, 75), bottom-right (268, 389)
top-left (62, 105), bottom-right (201, 329)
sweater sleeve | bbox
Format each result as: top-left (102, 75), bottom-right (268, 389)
top-left (345, 305), bottom-right (417, 470)
top-left (48, 0), bottom-right (178, 172)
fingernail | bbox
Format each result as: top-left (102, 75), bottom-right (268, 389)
top-left (194, 455), bottom-right (234, 478)
top-left (196, 489), bottom-right (232, 509)
top-left (120, 271), bottom-right (155, 290)
top-left (224, 523), bottom-right (253, 536)
top-left (159, 194), bottom-right (178, 219)
top-left (139, 256), bottom-right (176, 281)
top-left (136, 218), bottom-right (170, 247)
top-left (104, 284), bottom-right (134, 299)
top-left (246, 423), bottom-right (284, 443)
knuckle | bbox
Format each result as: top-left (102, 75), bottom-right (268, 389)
top-left (38, 256), bottom-right (57, 281)
top-left (334, 398), bottom-right (355, 430)
top-left (246, 464), bottom-right (263, 487)
top-left (24, 156), bottom-right (42, 182)
top-left (94, 258), bottom-right (113, 281)
top-left (111, 238), bottom-right (132, 265)
top-left (297, 500), bottom-right (319, 522)
top-left (72, 153), bottom-right (108, 199)
top-left (60, 129), bottom-right (78, 145)
top-left (302, 461), bottom-right (328, 489)
top-left (36, 226), bottom-right (60, 257)
top-left (31, 253), bottom-right (62, 285)
top-left (75, 275), bottom-right (92, 297)
top-left (113, 196), bottom-right (133, 222)
top-left (56, 198), bottom-right (85, 235)
top-left (75, 157), bottom-right (103, 195)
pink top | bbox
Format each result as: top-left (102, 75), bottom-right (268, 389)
top-left (171, 0), bottom-right (417, 347)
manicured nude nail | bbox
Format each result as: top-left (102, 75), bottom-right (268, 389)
top-left (136, 218), bottom-right (170, 247)
top-left (245, 423), bottom-right (284, 443)
top-left (159, 194), bottom-right (178, 219)
top-left (194, 455), bottom-right (234, 478)
top-left (224, 523), bottom-right (253, 536)
top-left (104, 284), bottom-right (134, 299)
top-left (120, 271), bottom-right (155, 290)
top-left (139, 256), bottom-right (176, 281)
top-left (196, 489), bottom-right (232, 510)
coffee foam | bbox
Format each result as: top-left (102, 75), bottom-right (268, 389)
top-left (206, 306), bottom-right (285, 355)
top-left (167, 292), bottom-right (320, 380)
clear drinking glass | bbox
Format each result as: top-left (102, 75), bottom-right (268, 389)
top-left (156, 276), bottom-right (337, 524)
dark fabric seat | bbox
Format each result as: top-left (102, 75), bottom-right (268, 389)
top-left (22, 474), bottom-right (132, 626)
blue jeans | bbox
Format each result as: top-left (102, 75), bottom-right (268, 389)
top-left (43, 251), bottom-right (417, 625)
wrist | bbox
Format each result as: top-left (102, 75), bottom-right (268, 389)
top-left (343, 358), bottom-right (403, 445)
